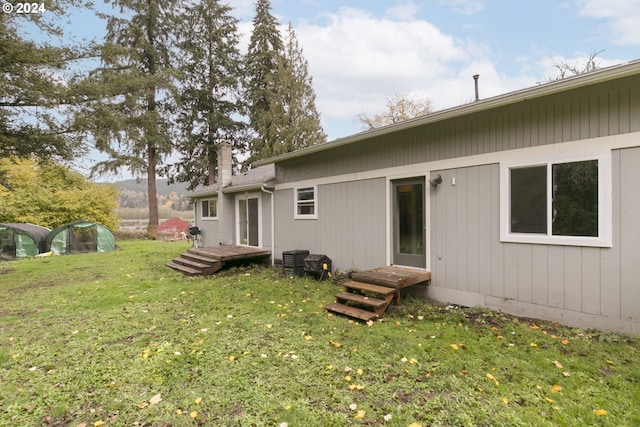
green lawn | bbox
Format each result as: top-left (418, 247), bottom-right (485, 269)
top-left (0, 240), bottom-right (638, 426)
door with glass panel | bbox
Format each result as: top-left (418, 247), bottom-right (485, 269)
top-left (392, 178), bottom-right (426, 268)
top-left (237, 196), bottom-right (259, 247)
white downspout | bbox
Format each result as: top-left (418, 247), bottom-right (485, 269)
top-left (260, 185), bottom-right (275, 266)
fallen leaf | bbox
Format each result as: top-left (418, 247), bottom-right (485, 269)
top-left (530, 324), bottom-right (539, 330)
top-left (530, 343), bottom-right (538, 347)
top-left (330, 340), bottom-right (342, 348)
top-left (561, 339), bottom-right (570, 345)
top-left (606, 359), bottom-right (615, 365)
top-left (486, 373), bottom-right (499, 387)
top-left (194, 397), bottom-right (202, 404)
top-left (550, 384), bottom-right (563, 393)
top-left (562, 372), bottom-right (571, 377)
top-left (408, 423), bottom-right (422, 427)
top-left (502, 397), bottom-right (509, 404)
top-left (149, 393), bottom-right (162, 405)
top-left (137, 402), bottom-right (149, 409)
top-left (545, 397), bottom-right (555, 403)
top-left (366, 320), bottom-right (374, 327)
top-left (284, 404), bottom-right (292, 410)
top-left (450, 344), bottom-right (459, 350)
top-left (94, 421), bottom-right (105, 427)
top-left (552, 360), bottom-right (563, 369)
top-left (190, 410), bottom-right (198, 418)
top-left (349, 403), bottom-right (357, 410)
top-left (594, 409), bottom-right (607, 416)
top-left (354, 409), bottom-right (365, 419)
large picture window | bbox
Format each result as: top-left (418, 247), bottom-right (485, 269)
top-left (294, 186), bottom-right (317, 219)
top-left (201, 198), bottom-right (217, 219)
top-left (500, 152), bottom-right (611, 247)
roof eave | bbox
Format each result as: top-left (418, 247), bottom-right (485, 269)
top-left (254, 59), bottom-right (640, 166)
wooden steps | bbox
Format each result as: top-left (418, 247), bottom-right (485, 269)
top-left (166, 245), bottom-right (270, 277)
top-left (325, 266), bottom-right (430, 322)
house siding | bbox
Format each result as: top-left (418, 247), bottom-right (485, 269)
top-left (273, 179), bottom-right (387, 272)
top-left (276, 75), bottom-right (640, 184)
top-left (427, 147), bottom-right (640, 332)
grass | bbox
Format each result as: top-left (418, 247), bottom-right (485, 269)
top-left (0, 240), bottom-right (638, 427)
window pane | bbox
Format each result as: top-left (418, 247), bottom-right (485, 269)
top-left (202, 199), bottom-right (217, 217)
top-left (552, 160), bottom-right (598, 237)
top-left (510, 166), bottom-right (547, 233)
top-left (201, 200), bottom-right (209, 217)
top-left (297, 187), bottom-right (315, 201)
top-left (298, 201), bottom-right (315, 215)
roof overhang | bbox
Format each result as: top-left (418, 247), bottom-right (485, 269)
top-left (254, 59), bottom-right (640, 166)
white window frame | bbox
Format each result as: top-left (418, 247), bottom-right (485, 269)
top-left (500, 151), bottom-right (612, 247)
top-left (294, 185), bottom-right (318, 219)
top-left (201, 198), bottom-right (218, 220)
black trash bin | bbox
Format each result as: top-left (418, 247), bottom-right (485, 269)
top-left (304, 254), bottom-right (332, 280)
top-left (282, 250), bottom-right (309, 277)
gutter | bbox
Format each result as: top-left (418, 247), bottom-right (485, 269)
top-left (254, 59), bottom-right (640, 167)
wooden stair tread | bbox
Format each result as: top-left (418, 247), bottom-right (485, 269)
top-left (181, 252), bottom-right (219, 264)
top-left (165, 262), bottom-right (202, 276)
top-left (335, 292), bottom-right (389, 308)
top-left (343, 281), bottom-right (396, 296)
top-left (325, 302), bottom-right (379, 321)
top-left (352, 267), bottom-right (430, 289)
top-left (173, 257), bottom-right (212, 269)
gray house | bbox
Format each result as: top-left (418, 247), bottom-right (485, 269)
top-left (191, 60), bottom-right (640, 334)
top-left (188, 142), bottom-right (275, 258)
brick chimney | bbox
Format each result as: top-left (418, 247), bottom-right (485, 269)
top-left (217, 142), bottom-right (232, 187)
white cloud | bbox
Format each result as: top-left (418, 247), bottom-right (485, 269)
top-left (577, 0), bottom-right (640, 45)
top-left (295, 8), bottom-right (471, 123)
top-left (439, 0), bottom-right (484, 15)
top-left (385, 0), bottom-right (420, 21)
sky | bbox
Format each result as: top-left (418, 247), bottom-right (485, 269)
top-left (227, 0), bottom-right (640, 140)
top-left (46, 0), bottom-right (640, 178)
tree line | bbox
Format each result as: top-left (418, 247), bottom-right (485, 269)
top-left (1, 0), bottom-right (326, 235)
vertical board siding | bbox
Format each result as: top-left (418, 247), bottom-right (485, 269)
top-left (278, 77), bottom-right (640, 184)
top-left (600, 151), bottom-right (622, 319)
top-left (429, 147), bottom-right (640, 329)
top-left (273, 179), bottom-right (387, 273)
top-left (619, 148), bottom-right (640, 322)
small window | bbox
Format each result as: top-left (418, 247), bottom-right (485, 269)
top-left (201, 198), bottom-right (217, 219)
top-left (294, 186), bottom-right (317, 219)
top-left (500, 153), bottom-right (611, 247)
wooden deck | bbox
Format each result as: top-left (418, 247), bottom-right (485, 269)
top-left (352, 266), bottom-right (431, 290)
top-left (166, 245), bottom-right (271, 276)
top-left (189, 245), bottom-right (272, 262)
top-left (325, 266), bottom-right (431, 321)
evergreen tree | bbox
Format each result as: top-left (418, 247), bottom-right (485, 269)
top-left (245, 2), bottom-right (325, 165)
top-left (169, 0), bottom-right (245, 189)
top-left (244, 0), bottom-right (285, 165)
top-left (0, 4), bottom-right (87, 162)
top-left (277, 23), bottom-right (326, 152)
top-left (77, 0), bottom-right (177, 236)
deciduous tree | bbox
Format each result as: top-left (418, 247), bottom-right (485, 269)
top-left (357, 94), bottom-right (433, 130)
top-left (0, 158), bottom-right (119, 231)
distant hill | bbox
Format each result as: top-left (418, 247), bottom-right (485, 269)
top-left (114, 178), bottom-right (193, 211)
top-left (114, 178), bottom-right (191, 196)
